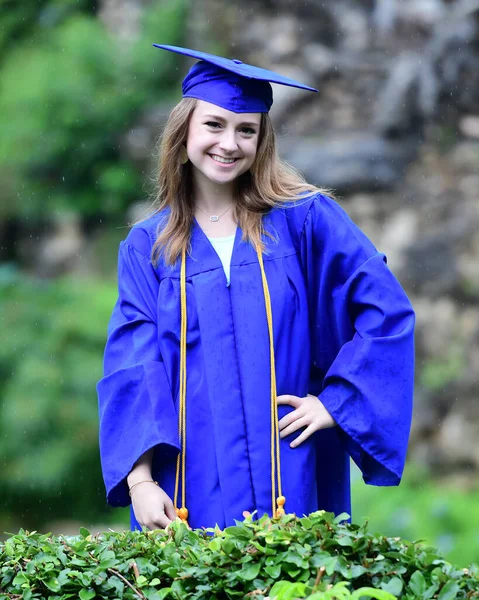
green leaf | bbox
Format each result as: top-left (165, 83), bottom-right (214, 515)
top-left (264, 563), bottom-right (282, 579)
top-left (381, 577), bottom-right (403, 595)
top-left (352, 588), bottom-right (397, 600)
top-left (4, 543), bottom-right (14, 557)
top-left (79, 527), bottom-right (90, 539)
top-left (238, 562), bottom-right (262, 581)
top-left (42, 577), bottom-right (62, 592)
top-left (107, 574), bottom-right (125, 596)
top-left (270, 581), bottom-right (309, 600)
top-left (56, 547), bottom-right (68, 565)
top-left (148, 590), bottom-right (172, 600)
top-left (208, 538), bottom-right (222, 552)
top-left (12, 572), bottom-right (28, 586)
top-left (98, 549), bottom-right (117, 569)
top-left (174, 525), bottom-right (185, 546)
top-left (79, 572), bottom-right (93, 587)
top-left (333, 512), bottom-right (351, 523)
top-left (281, 563), bottom-right (301, 577)
top-left (300, 517), bottom-right (313, 529)
top-left (409, 570), bottom-right (426, 596)
top-left (423, 583), bottom-right (440, 599)
top-left (312, 555), bottom-right (338, 576)
top-left (437, 581), bottom-right (460, 600)
top-left (337, 535), bottom-right (354, 547)
top-left (284, 550), bottom-right (307, 568)
top-left (224, 525), bottom-right (254, 539)
top-left (79, 589), bottom-right (96, 600)
top-left (350, 565), bottom-right (368, 578)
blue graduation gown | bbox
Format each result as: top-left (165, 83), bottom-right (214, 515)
top-left (97, 193), bottom-right (415, 530)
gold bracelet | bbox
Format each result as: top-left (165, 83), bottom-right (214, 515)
top-left (128, 480), bottom-right (158, 497)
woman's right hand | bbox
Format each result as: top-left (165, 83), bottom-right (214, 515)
top-left (130, 482), bottom-right (177, 530)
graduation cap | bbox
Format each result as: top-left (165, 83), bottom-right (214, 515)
top-left (153, 44), bottom-right (318, 113)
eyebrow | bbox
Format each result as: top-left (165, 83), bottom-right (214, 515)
top-left (203, 114), bottom-right (260, 127)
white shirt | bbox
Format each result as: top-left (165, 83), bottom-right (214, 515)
top-left (207, 234), bottom-right (235, 286)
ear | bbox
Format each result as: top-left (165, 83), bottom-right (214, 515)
top-left (180, 145), bottom-right (189, 165)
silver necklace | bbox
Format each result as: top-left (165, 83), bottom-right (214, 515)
top-left (196, 203), bottom-right (233, 223)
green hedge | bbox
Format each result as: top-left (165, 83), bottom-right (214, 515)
top-left (1, 511), bottom-right (478, 600)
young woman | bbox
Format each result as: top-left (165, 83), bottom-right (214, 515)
top-left (97, 46), bottom-right (415, 531)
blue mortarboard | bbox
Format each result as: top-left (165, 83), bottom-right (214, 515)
top-left (153, 44), bottom-right (318, 113)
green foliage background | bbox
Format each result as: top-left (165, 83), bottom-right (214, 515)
top-left (0, 269), bottom-right (116, 527)
top-left (0, 0), bottom-right (186, 530)
top-left (0, 0), bottom-right (186, 220)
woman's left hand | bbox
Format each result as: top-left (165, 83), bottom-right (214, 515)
top-left (277, 394), bottom-right (337, 448)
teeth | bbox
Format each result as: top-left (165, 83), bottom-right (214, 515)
top-left (211, 155), bottom-right (236, 164)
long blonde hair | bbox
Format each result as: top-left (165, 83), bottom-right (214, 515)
top-left (145, 98), bottom-right (329, 266)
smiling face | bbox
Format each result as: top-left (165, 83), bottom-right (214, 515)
top-left (185, 100), bottom-right (262, 194)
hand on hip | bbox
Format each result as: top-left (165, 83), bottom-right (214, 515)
top-left (277, 394), bottom-right (336, 448)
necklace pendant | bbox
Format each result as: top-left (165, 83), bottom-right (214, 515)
top-left (210, 215), bottom-right (219, 222)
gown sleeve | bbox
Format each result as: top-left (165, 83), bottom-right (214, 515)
top-left (300, 194), bottom-right (415, 486)
top-left (97, 232), bottom-right (179, 507)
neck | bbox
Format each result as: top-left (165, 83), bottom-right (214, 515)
top-left (195, 195), bottom-right (234, 215)
top-left (192, 174), bottom-right (235, 214)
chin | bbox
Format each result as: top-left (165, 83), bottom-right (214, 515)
top-left (204, 170), bottom-right (240, 186)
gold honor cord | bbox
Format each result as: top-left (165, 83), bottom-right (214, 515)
top-left (174, 245), bottom-right (285, 523)
top-left (174, 247), bottom-right (189, 524)
top-left (255, 245), bottom-right (285, 518)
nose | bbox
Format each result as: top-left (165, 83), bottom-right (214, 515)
top-left (218, 128), bottom-right (238, 154)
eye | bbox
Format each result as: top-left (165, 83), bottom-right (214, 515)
top-left (205, 121), bottom-right (222, 129)
top-left (240, 127), bottom-right (257, 136)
